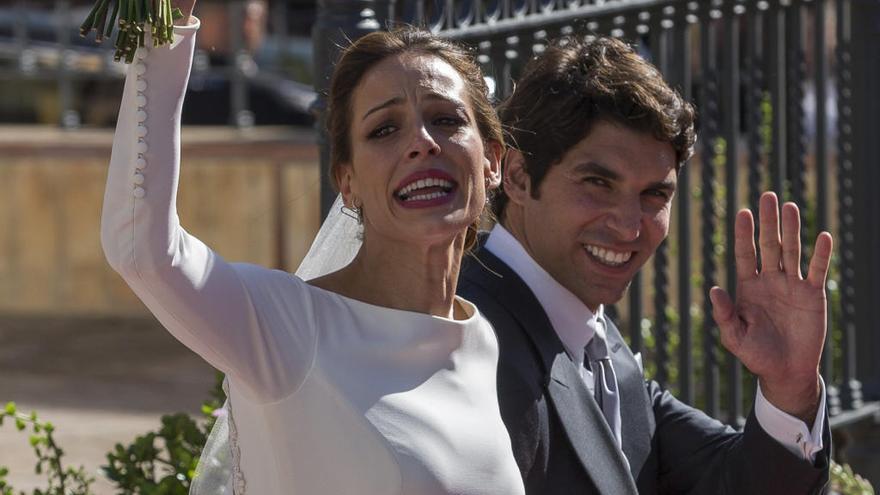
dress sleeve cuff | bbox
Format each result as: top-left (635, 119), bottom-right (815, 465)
top-left (167, 15), bottom-right (200, 49)
top-left (174, 15), bottom-right (201, 31)
top-left (755, 376), bottom-right (827, 462)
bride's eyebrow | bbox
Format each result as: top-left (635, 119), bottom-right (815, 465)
top-left (362, 96), bottom-right (404, 121)
top-left (424, 92), bottom-right (466, 108)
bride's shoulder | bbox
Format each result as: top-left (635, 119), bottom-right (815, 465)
top-left (229, 262), bottom-right (309, 295)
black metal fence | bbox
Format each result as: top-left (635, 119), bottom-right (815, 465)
top-left (312, 0), bottom-right (880, 427)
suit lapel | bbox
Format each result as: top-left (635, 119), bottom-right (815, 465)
top-left (604, 319), bottom-right (654, 480)
top-left (463, 245), bottom-right (638, 495)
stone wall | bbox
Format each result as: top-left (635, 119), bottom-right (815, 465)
top-left (0, 125), bottom-right (321, 316)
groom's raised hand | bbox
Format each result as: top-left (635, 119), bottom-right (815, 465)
top-left (709, 191), bottom-right (832, 424)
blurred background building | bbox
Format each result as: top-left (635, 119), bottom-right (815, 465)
top-left (0, 0), bottom-right (317, 127)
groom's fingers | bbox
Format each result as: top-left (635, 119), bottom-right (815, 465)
top-left (807, 232), bottom-right (834, 289)
top-left (781, 202), bottom-right (802, 278)
top-left (758, 192), bottom-right (782, 273)
top-left (710, 287), bottom-right (743, 353)
top-left (734, 209), bottom-right (758, 282)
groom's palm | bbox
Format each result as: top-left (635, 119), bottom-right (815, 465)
top-left (729, 270), bottom-right (826, 382)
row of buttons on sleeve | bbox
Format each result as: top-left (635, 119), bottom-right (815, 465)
top-left (133, 47), bottom-right (149, 199)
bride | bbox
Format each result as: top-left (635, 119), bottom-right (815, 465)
top-left (100, 2), bottom-right (525, 494)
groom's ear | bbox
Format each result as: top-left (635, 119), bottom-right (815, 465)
top-left (483, 140), bottom-right (503, 189)
top-left (503, 149), bottom-right (531, 206)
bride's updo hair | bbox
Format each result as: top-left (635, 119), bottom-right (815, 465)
top-left (326, 27), bottom-right (503, 251)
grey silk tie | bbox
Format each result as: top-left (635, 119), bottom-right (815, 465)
top-left (585, 317), bottom-right (623, 447)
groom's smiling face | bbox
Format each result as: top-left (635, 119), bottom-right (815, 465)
top-left (504, 119), bottom-right (677, 311)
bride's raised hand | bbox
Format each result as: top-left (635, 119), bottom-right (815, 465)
top-left (173, 0), bottom-right (196, 25)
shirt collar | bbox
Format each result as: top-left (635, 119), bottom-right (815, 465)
top-left (485, 225), bottom-right (604, 362)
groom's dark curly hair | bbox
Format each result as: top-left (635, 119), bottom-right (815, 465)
top-left (493, 36), bottom-right (696, 221)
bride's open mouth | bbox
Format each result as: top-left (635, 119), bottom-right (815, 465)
top-left (394, 169), bottom-right (458, 208)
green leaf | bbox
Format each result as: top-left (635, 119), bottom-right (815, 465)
top-left (14, 419), bottom-right (25, 431)
top-left (3, 403), bottom-right (14, 415)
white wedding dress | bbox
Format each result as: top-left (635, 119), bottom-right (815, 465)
top-left (100, 18), bottom-right (524, 495)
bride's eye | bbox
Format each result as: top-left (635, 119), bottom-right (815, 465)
top-left (368, 123), bottom-right (397, 139)
top-left (434, 115), bottom-right (465, 127)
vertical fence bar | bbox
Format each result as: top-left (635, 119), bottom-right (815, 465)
top-left (272, 1), bottom-right (288, 38)
top-left (767, 0), bottom-right (786, 195)
top-left (675, 3), bottom-right (696, 406)
top-left (620, 0), bottom-right (645, 359)
top-left (55, 0), bottom-right (79, 128)
top-left (814, 0), bottom-right (840, 416)
top-left (503, 34), bottom-right (520, 97)
top-left (229, 1), bottom-right (253, 128)
top-left (312, 0), bottom-right (381, 219)
top-left (651, 6), bottom-right (671, 389)
top-left (746, 2), bottom-right (765, 236)
top-left (835, 0), bottom-right (863, 411)
top-left (699, 4), bottom-right (721, 419)
top-left (722, 0), bottom-right (743, 426)
top-left (786, 2), bottom-right (808, 273)
top-left (620, 4), bottom-right (642, 359)
top-left (13, 0), bottom-right (27, 50)
top-left (488, 36), bottom-right (511, 99)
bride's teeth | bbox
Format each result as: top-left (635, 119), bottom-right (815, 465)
top-left (396, 177), bottom-right (455, 199)
top-left (403, 190), bottom-right (449, 201)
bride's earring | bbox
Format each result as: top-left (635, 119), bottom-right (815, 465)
top-left (341, 199), bottom-right (362, 223)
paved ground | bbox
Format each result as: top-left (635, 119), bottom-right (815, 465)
top-left (0, 315), bottom-right (215, 494)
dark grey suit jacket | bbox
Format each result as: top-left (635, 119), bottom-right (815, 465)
top-left (458, 240), bottom-right (831, 494)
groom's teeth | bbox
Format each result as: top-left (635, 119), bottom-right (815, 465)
top-left (585, 244), bottom-right (632, 267)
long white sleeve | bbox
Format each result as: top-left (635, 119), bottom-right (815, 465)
top-left (100, 19), bottom-right (316, 403)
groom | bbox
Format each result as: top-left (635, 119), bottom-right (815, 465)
top-left (459, 37), bottom-right (831, 494)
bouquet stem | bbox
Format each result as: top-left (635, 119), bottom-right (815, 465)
top-left (80, 0), bottom-right (184, 63)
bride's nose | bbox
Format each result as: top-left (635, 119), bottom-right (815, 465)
top-left (407, 124), bottom-right (441, 160)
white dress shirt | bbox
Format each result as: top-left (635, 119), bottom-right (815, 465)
top-left (485, 224), bottom-right (825, 462)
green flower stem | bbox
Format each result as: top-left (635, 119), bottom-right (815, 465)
top-left (80, 0), bottom-right (185, 63)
